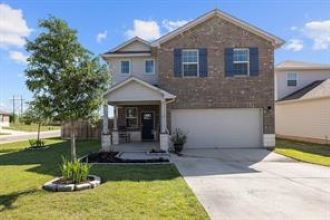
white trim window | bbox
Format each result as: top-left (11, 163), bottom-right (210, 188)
top-left (126, 107), bottom-right (138, 128)
top-left (182, 49), bottom-right (199, 77)
top-left (120, 60), bottom-right (130, 74)
top-left (145, 59), bottom-right (155, 74)
top-left (233, 48), bottom-right (250, 76)
top-left (287, 72), bottom-right (298, 87)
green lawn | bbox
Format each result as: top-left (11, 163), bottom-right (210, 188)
top-left (0, 139), bottom-right (208, 219)
top-left (275, 138), bottom-right (330, 166)
top-left (6, 123), bottom-right (60, 132)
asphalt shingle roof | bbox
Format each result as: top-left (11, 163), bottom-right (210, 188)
top-left (278, 80), bottom-right (327, 101)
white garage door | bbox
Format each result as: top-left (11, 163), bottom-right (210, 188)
top-left (171, 108), bottom-right (263, 148)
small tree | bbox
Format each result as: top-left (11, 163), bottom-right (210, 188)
top-left (25, 16), bottom-right (109, 160)
top-left (22, 98), bottom-right (52, 144)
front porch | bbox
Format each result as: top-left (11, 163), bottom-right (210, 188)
top-left (111, 142), bottom-right (160, 153)
top-left (101, 77), bottom-right (176, 152)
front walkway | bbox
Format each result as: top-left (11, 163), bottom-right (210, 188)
top-left (173, 148), bottom-right (330, 220)
top-left (111, 142), bottom-right (160, 153)
top-left (109, 142), bottom-right (169, 162)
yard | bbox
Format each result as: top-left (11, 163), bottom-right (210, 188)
top-left (5, 123), bottom-right (60, 132)
top-left (275, 138), bottom-right (330, 166)
top-left (0, 139), bottom-right (208, 219)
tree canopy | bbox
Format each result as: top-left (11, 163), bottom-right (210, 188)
top-left (25, 16), bottom-right (110, 159)
top-left (25, 16), bottom-right (109, 123)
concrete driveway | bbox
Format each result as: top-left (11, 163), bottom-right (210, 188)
top-left (172, 148), bottom-right (330, 220)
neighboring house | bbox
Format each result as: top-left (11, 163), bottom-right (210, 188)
top-left (101, 9), bottom-right (284, 151)
top-left (0, 111), bottom-right (10, 128)
top-left (275, 60), bottom-right (330, 144)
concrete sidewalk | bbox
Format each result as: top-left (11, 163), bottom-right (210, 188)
top-left (0, 129), bottom-right (61, 144)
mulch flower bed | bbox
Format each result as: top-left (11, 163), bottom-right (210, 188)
top-left (25, 145), bottom-right (49, 150)
top-left (81, 151), bottom-right (169, 164)
top-left (148, 149), bottom-right (167, 154)
top-left (53, 176), bottom-right (94, 185)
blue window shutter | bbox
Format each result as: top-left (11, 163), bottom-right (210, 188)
top-left (249, 48), bottom-right (259, 76)
top-left (225, 48), bottom-right (234, 77)
top-left (174, 49), bottom-right (182, 77)
top-left (199, 48), bottom-right (208, 77)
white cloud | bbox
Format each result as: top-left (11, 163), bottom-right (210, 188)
top-left (96, 30), bottom-right (107, 43)
top-left (9, 51), bottom-right (28, 64)
top-left (162, 19), bottom-right (189, 32)
top-left (290, 26), bottom-right (298, 31)
top-left (304, 20), bottom-right (330, 50)
top-left (284, 39), bottom-right (304, 52)
top-left (0, 3), bottom-right (31, 48)
top-left (125, 20), bottom-right (160, 41)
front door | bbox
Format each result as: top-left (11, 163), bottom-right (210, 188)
top-left (141, 112), bottom-right (154, 140)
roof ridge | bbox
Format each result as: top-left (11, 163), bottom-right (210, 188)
top-left (276, 60), bottom-right (330, 68)
top-left (150, 9), bottom-right (284, 47)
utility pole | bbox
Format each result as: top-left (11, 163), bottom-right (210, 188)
top-left (20, 95), bottom-right (23, 116)
top-left (12, 95), bottom-right (15, 116)
top-left (9, 95), bottom-right (25, 123)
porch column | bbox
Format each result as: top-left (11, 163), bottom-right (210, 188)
top-left (112, 106), bottom-right (119, 145)
top-left (160, 99), bottom-right (169, 151)
top-left (101, 103), bottom-right (111, 152)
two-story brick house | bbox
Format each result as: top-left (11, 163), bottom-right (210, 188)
top-left (101, 9), bottom-right (284, 151)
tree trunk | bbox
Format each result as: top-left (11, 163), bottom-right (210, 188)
top-left (70, 121), bottom-right (77, 161)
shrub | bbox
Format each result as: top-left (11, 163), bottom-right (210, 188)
top-left (60, 157), bottom-right (92, 184)
top-left (170, 128), bottom-right (187, 153)
top-left (29, 139), bottom-right (45, 147)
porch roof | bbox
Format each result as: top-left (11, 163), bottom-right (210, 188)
top-left (104, 77), bottom-right (176, 105)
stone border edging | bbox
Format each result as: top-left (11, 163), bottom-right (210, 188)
top-left (83, 162), bottom-right (173, 165)
top-left (42, 175), bottom-right (101, 192)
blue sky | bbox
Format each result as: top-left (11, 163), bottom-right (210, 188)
top-left (1, 0), bottom-right (330, 112)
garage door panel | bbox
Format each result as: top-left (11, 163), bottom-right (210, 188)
top-left (171, 108), bottom-right (262, 148)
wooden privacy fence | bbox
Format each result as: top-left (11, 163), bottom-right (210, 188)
top-left (61, 119), bottom-right (113, 140)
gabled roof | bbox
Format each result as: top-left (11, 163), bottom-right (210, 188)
top-left (102, 9), bottom-right (284, 58)
top-left (104, 77), bottom-right (176, 100)
top-left (151, 9), bottom-right (285, 48)
top-left (276, 60), bottom-right (330, 70)
top-left (103, 36), bottom-right (151, 55)
top-left (278, 79), bottom-right (330, 103)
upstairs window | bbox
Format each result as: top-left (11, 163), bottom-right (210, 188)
top-left (126, 107), bottom-right (138, 128)
top-left (145, 59), bottom-right (155, 74)
top-left (120, 60), bottom-right (130, 74)
top-left (182, 49), bottom-right (199, 77)
top-left (233, 48), bottom-right (250, 76)
top-left (287, 73), bottom-right (297, 87)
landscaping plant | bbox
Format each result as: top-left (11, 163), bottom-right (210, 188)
top-left (170, 128), bottom-right (187, 153)
top-left (29, 139), bottom-right (45, 147)
top-left (60, 157), bottom-right (92, 184)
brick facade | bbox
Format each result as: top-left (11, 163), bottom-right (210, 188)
top-left (157, 16), bottom-right (275, 134)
